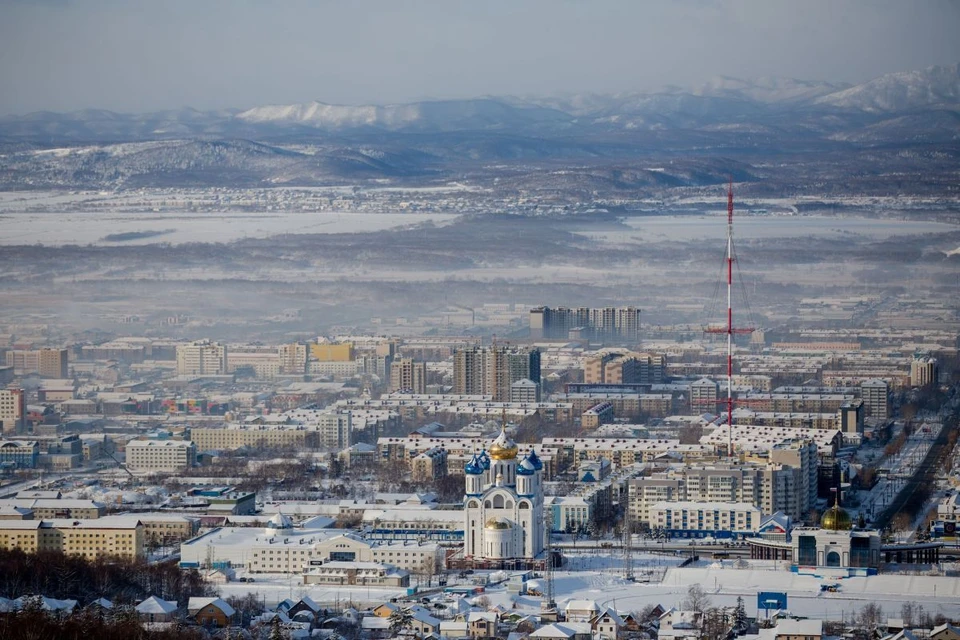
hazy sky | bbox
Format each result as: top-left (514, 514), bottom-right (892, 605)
top-left (1, 0), bottom-right (958, 115)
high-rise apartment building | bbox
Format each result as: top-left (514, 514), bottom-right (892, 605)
top-left (453, 346), bottom-right (541, 401)
top-left (5, 349), bottom-right (68, 378)
top-left (389, 358), bottom-right (426, 394)
top-left (316, 412), bottom-right (352, 450)
top-left (176, 341), bottom-right (227, 376)
top-left (860, 379), bottom-right (889, 420)
top-left (278, 342), bottom-right (308, 374)
top-left (0, 389), bottom-right (25, 436)
top-left (530, 306), bottom-right (641, 344)
top-left (910, 355), bottom-right (938, 388)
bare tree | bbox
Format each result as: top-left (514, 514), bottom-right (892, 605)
top-left (900, 601), bottom-right (916, 628)
top-left (683, 583), bottom-right (711, 615)
top-left (857, 603), bottom-right (884, 635)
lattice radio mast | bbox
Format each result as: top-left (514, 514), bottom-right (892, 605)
top-left (704, 181), bottom-right (755, 457)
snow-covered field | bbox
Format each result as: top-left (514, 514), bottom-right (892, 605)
top-left (211, 552), bottom-right (960, 621)
top-left (0, 210), bottom-right (458, 246)
top-left (579, 215), bottom-right (958, 245)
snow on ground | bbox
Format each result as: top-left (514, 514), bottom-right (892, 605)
top-left (487, 562), bottom-right (960, 621)
top-left (586, 215), bottom-right (958, 245)
top-left (0, 210), bottom-right (458, 246)
top-left (217, 574), bottom-right (409, 609)
top-left (212, 550), bottom-right (960, 621)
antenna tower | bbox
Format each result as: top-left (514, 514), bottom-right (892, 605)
top-left (704, 181), bottom-right (755, 457)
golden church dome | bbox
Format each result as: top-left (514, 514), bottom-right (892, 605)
top-left (485, 517), bottom-right (511, 530)
top-left (489, 427), bottom-right (518, 460)
top-left (821, 502), bottom-right (852, 531)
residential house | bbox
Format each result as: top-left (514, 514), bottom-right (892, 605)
top-left (278, 596), bottom-right (322, 624)
top-left (591, 608), bottom-right (625, 640)
top-left (563, 599), bottom-right (600, 623)
top-left (409, 608), bottom-right (441, 636)
top-left (467, 611), bottom-right (498, 638)
top-left (188, 596), bottom-right (236, 628)
top-left (932, 624), bottom-right (960, 640)
top-left (658, 609), bottom-right (702, 640)
top-left (527, 622), bottom-right (593, 639)
top-left (772, 619), bottom-right (822, 640)
top-left (136, 596), bottom-right (178, 623)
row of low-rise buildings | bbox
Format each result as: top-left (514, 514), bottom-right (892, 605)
top-left (188, 410), bottom-right (352, 452)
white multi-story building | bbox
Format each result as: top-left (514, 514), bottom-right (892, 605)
top-left (649, 501), bottom-right (761, 538)
top-left (180, 518), bottom-right (444, 576)
top-left (314, 411), bottom-right (351, 450)
top-left (126, 440), bottom-right (196, 472)
top-left (176, 341), bottom-right (227, 376)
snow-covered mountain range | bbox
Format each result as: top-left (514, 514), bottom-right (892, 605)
top-left (0, 63), bottom-right (956, 190)
top-left (1, 62), bottom-right (956, 140)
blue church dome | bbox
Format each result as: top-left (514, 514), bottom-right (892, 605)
top-left (478, 450), bottom-right (491, 470)
top-left (526, 449), bottom-right (543, 471)
top-left (516, 456), bottom-right (536, 476)
top-left (465, 453), bottom-right (484, 475)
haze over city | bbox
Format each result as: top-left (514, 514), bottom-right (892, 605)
top-left (0, 2), bottom-right (959, 640)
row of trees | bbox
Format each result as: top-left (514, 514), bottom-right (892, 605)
top-left (0, 549), bottom-right (212, 606)
top-left (0, 606), bottom-right (207, 640)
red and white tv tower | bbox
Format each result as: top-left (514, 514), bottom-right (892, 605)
top-left (705, 181), bottom-right (755, 457)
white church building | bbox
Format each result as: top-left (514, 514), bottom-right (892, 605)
top-left (464, 427), bottom-right (546, 560)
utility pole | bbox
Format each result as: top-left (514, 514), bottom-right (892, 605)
top-left (542, 508), bottom-right (557, 615)
top-left (623, 520), bottom-right (634, 582)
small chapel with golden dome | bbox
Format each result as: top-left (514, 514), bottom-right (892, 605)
top-left (463, 426), bottom-right (546, 560)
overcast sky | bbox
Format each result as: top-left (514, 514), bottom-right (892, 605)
top-left (1, 0), bottom-right (958, 115)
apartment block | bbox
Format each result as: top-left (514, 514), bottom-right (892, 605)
top-left (530, 306), bottom-right (641, 344)
top-left (649, 501), bottom-right (761, 537)
top-left (5, 349), bottom-right (68, 378)
top-left (189, 426), bottom-right (320, 452)
top-left (176, 340), bottom-right (227, 376)
top-left (910, 355), bottom-right (939, 388)
top-left (412, 446), bottom-right (448, 482)
top-left (278, 342), bottom-right (308, 374)
top-left (390, 358), bottom-right (427, 394)
top-left (860, 379), bottom-right (890, 420)
top-left (0, 516), bottom-right (144, 560)
top-left (690, 378), bottom-right (719, 414)
top-left (510, 378), bottom-right (541, 403)
top-left (126, 440), bottom-right (197, 472)
top-left (629, 456), bottom-right (814, 526)
top-left (315, 412), bottom-right (352, 450)
top-left (453, 346), bottom-right (540, 401)
top-left (226, 348), bottom-right (282, 378)
top-left (0, 389), bottom-right (25, 436)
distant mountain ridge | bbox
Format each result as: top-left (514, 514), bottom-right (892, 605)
top-left (0, 62), bottom-right (957, 191)
top-left (0, 62), bottom-right (956, 142)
